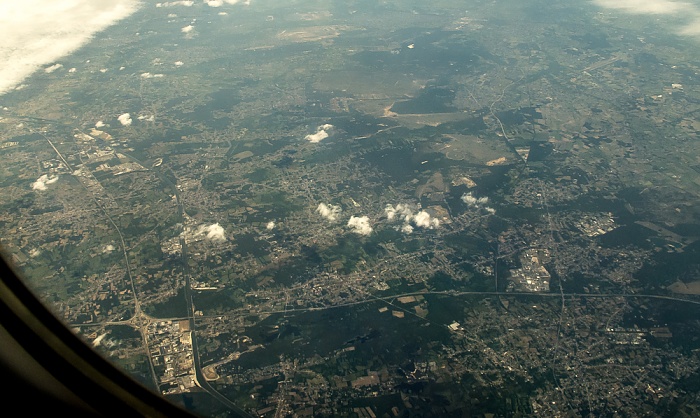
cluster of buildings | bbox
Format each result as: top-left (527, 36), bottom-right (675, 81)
top-left (148, 319), bottom-right (198, 395)
top-left (506, 249), bottom-right (551, 293)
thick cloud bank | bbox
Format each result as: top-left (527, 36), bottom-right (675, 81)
top-left (593, 0), bottom-right (700, 37)
top-left (0, 0), bottom-right (141, 95)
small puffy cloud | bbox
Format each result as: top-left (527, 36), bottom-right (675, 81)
top-left (305, 124), bottom-right (333, 143)
top-left (317, 203), bottom-right (341, 221)
top-left (181, 24), bottom-right (194, 33)
top-left (413, 210), bottom-right (440, 228)
top-left (32, 174), bottom-right (59, 191)
top-left (461, 192), bottom-right (495, 214)
top-left (181, 223), bottom-right (226, 243)
top-left (140, 72), bottom-right (164, 78)
top-left (44, 63), bottom-right (63, 73)
top-left (385, 205), bottom-right (397, 220)
top-left (347, 216), bottom-right (372, 236)
top-left (195, 223), bottom-right (226, 242)
top-left (206, 0), bottom-right (249, 7)
top-left (461, 192), bottom-right (489, 206)
top-left (306, 131), bottom-right (328, 143)
top-left (385, 203), bottom-right (414, 222)
top-left (174, 61), bottom-right (184, 66)
top-left (385, 203), bottom-right (439, 232)
top-left (156, 1), bottom-right (194, 7)
top-left (95, 120), bottom-right (105, 128)
top-left (117, 113), bottom-right (132, 126)
top-left (266, 221), bottom-right (275, 230)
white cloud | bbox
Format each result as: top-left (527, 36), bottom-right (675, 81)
top-left (194, 0), bottom-right (250, 7)
top-left (195, 223), bottom-right (226, 242)
top-left (182, 223), bottom-right (227, 243)
top-left (317, 203), bottom-right (341, 221)
top-left (156, 1), bottom-right (194, 7)
top-left (385, 203), bottom-right (415, 222)
top-left (592, 0), bottom-right (691, 15)
top-left (44, 63), bottom-right (63, 73)
top-left (174, 61), bottom-right (184, 66)
top-left (413, 210), bottom-right (440, 228)
top-left (95, 120), bottom-right (105, 128)
top-left (461, 192), bottom-right (495, 214)
top-left (306, 131), bottom-right (328, 143)
top-left (31, 174), bottom-right (59, 191)
top-left (347, 216), bottom-right (372, 236)
top-left (0, 1), bottom-right (140, 96)
top-left (680, 21), bottom-right (700, 36)
top-left (181, 25), bottom-right (194, 33)
top-left (266, 221), bottom-right (275, 230)
top-left (385, 203), bottom-right (439, 232)
top-left (593, 0), bottom-right (700, 39)
top-left (140, 72), bottom-right (164, 78)
top-left (305, 124), bottom-right (334, 143)
top-left (461, 192), bottom-right (489, 206)
top-left (117, 113), bottom-right (132, 126)
top-left (385, 205), bottom-right (397, 220)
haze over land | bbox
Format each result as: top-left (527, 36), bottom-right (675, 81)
top-left (2, 1), bottom-right (700, 417)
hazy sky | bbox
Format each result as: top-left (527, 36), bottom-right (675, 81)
top-left (0, 0), bottom-right (140, 95)
top-left (1, 0), bottom-right (697, 97)
top-left (593, 0), bottom-right (700, 36)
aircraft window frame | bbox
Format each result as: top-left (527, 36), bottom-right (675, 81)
top-left (0, 252), bottom-right (196, 418)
